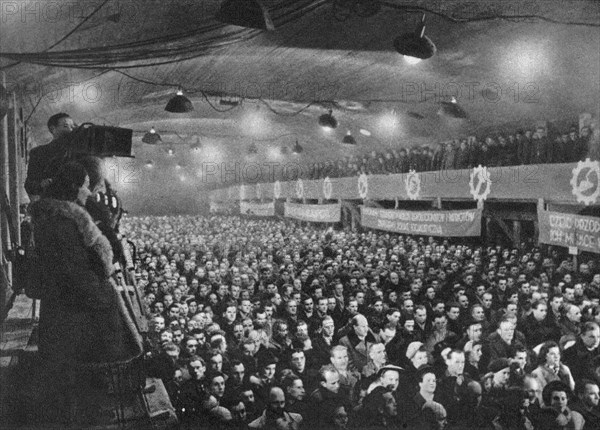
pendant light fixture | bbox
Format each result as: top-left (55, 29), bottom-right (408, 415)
top-left (394, 14), bottom-right (436, 62)
top-left (142, 127), bottom-right (161, 144)
top-left (439, 97), bottom-right (468, 119)
top-left (165, 88), bottom-right (194, 113)
top-left (342, 130), bottom-right (357, 145)
top-left (319, 109), bottom-right (338, 130)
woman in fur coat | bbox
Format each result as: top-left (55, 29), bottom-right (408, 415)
top-left (27, 161), bottom-right (142, 423)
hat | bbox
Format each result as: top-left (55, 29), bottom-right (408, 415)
top-left (488, 358), bottom-right (511, 374)
top-left (257, 350), bottom-right (278, 368)
top-left (376, 364), bottom-right (404, 378)
top-left (406, 342), bottom-right (424, 360)
top-left (415, 366), bottom-right (436, 382)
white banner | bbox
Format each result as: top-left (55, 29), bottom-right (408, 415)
top-left (240, 201), bottom-right (275, 217)
top-left (284, 203), bottom-right (341, 223)
top-left (209, 201), bottom-right (234, 214)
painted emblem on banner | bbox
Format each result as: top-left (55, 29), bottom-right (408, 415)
top-left (405, 170), bottom-right (421, 200)
top-left (296, 178), bottom-right (304, 199)
top-left (273, 181), bottom-right (281, 199)
top-left (570, 158), bottom-right (600, 205)
top-left (323, 177), bottom-right (333, 199)
top-left (255, 183), bottom-right (262, 200)
top-left (469, 165), bottom-right (491, 202)
top-left (239, 184), bottom-right (246, 200)
top-left (358, 173), bottom-right (369, 199)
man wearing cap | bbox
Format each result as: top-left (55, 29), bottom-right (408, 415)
top-left (481, 358), bottom-right (516, 425)
top-left (399, 342), bottom-right (428, 393)
top-left (252, 350), bottom-right (278, 404)
top-left (367, 364), bottom-right (403, 395)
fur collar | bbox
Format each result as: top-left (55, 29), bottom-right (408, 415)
top-left (31, 198), bottom-right (114, 277)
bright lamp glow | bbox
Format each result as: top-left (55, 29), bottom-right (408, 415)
top-left (268, 146), bottom-right (282, 160)
top-left (241, 106), bottom-right (270, 136)
top-left (404, 56), bottom-right (422, 65)
top-left (378, 111), bottom-right (399, 135)
top-left (505, 41), bottom-right (548, 78)
top-left (203, 144), bottom-right (222, 162)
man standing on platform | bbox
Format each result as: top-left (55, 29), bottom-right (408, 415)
top-left (25, 113), bottom-right (75, 199)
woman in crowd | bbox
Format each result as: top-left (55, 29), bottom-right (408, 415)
top-left (464, 340), bottom-right (484, 379)
top-left (531, 341), bottom-right (576, 396)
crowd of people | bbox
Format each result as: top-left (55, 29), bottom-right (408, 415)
top-left (121, 215), bottom-right (600, 429)
top-left (305, 124), bottom-right (597, 180)
top-left (19, 112), bottom-right (600, 428)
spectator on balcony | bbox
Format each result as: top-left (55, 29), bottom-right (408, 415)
top-left (530, 127), bottom-right (551, 164)
top-left (431, 142), bottom-right (445, 171)
top-left (396, 148), bottom-right (409, 173)
top-left (441, 142), bottom-right (456, 170)
top-left (515, 130), bottom-right (528, 164)
top-left (455, 139), bottom-right (470, 170)
top-left (475, 141), bottom-right (491, 167)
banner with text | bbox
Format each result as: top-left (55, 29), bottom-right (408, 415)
top-left (538, 209), bottom-right (600, 254)
top-left (284, 203), bottom-right (341, 223)
top-left (361, 206), bottom-right (482, 237)
top-left (209, 201), bottom-right (234, 214)
top-left (240, 201), bottom-right (275, 217)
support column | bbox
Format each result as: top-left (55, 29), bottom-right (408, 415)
top-left (512, 220), bottom-right (521, 248)
top-left (0, 75), bottom-right (10, 318)
top-left (7, 94), bottom-right (20, 245)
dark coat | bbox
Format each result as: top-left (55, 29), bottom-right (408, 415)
top-left (562, 338), bottom-right (600, 383)
top-left (338, 329), bottom-right (379, 372)
top-left (25, 137), bottom-right (71, 196)
top-left (30, 198), bottom-right (142, 365)
top-left (519, 313), bottom-right (560, 347)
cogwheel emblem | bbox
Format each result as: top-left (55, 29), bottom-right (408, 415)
top-left (323, 177), bottom-right (333, 199)
top-left (570, 158), bottom-right (600, 205)
top-left (469, 165), bottom-right (492, 202)
top-left (405, 170), bottom-right (421, 200)
top-left (239, 184), bottom-right (246, 200)
top-left (296, 178), bottom-right (304, 199)
top-left (358, 173), bottom-right (369, 199)
top-left (273, 181), bottom-right (281, 199)
top-left (255, 183), bottom-right (262, 200)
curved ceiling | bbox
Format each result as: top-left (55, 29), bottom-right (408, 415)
top-left (1, 0), bottom-right (599, 208)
